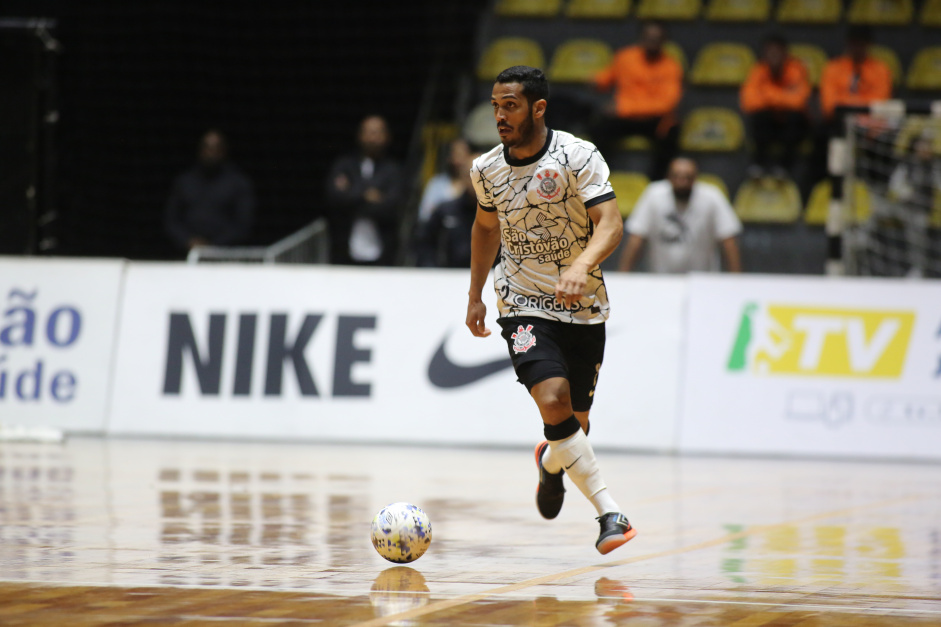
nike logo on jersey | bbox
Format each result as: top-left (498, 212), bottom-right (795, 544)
top-left (564, 456), bottom-right (582, 470)
top-left (427, 334), bottom-right (512, 389)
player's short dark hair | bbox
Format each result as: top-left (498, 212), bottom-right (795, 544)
top-left (495, 65), bottom-right (549, 107)
top-left (847, 25), bottom-right (873, 44)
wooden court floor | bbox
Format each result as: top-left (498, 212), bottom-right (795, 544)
top-left (0, 436), bottom-right (939, 626)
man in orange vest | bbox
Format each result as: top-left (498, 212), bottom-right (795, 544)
top-left (592, 21), bottom-right (683, 180)
top-left (809, 25), bottom-right (893, 190)
top-left (740, 34), bottom-right (811, 179)
top-left (820, 25), bottom-right (892, 121)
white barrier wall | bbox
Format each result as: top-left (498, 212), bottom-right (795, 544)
top-left (0, 258), bottom-right (125, 431)
top-left (7, 258), bottom-right (938, 460)
top-left (107, 264), bottom-right (684, 449)
top-left (680, 274), bottom-right (941, 460)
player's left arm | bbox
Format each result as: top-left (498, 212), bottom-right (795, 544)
top-left (555, 198), bottom-right (622, 308)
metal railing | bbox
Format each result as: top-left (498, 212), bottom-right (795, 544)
top-left (187, 218), bottom-right (329, 265)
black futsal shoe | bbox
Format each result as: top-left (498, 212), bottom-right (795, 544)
top-left (534, 440), bottom-right (565, 520)
top-left (595, 512), bottom-right (637, 555)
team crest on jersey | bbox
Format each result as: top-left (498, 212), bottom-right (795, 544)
top-left (511, 324), bottom-right (537, 353)
top-left (535, 170), bottom-right (561, 200)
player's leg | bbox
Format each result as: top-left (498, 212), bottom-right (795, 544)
top-left (565, 322), bottom-right (636, 554)
top-left (496, 318), bottom-right (570, 519)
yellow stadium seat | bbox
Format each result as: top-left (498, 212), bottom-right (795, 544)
top-left (789, 43), bottom-right (828, 86)
top-left (690, 42), bottom-right (756, 86)
top-left (776, 0), bottom-right (841, 23)
top-left (636, 0), bottom-right (701, 20)
top-left (495, 0), bottom-right (562, 18)
top-left (868, 45), bottom-right (903, 87)
top-left (609, 172), bottom-right (650, 218)
top-left (906, 47), bottom-right (941, 90)
top-left (566, 0), bottom-right (632, 19)
top-left (697, 173), bottom-right (729, 199)
top-left (734, 178), bottom-right (802, 223)
top-left (617, 135), bottom-right (653, 151)
top-left (477, 38), bottom-right (545, 81)
top-left (663, 41), bottom-right (689, 71)
top-left (847, 0), bottom-right (913, 25)
top-left (804, 179), bottom-right (872, 225)
top-left (704, 0), bottom-right (770, 21)
top-left (549, 39), bottom-right (614, 83)
top-left (921, 0), bottom-right (941, 26)
top-left (680, 108), bottom-right (745, 151)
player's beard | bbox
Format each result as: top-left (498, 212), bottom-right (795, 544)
top-left (500, 107), bottom-right (536, 148)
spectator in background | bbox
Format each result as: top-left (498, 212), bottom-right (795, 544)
top-left (416, 138), bottom-right (471, 224)
top-left (415, 149), bottom-right (482, 268)
top-left (740, 34), bottom-right (811, 180)
top-left (809, 26), bottom-right (893, 189)
top-left (326, 115), bottom-right (404, 266)
top-left (592, 21), bottom-right (682, 180)
top-left (618, 157), bottom-right (742, 273)
top-left (165, 130), bottom-right (255, 253)
top-left (887, 132), bottom-right (940, 278)
top-left (820, 26), bottom-right (892, 122)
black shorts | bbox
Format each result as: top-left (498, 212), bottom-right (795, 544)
top-left (497, 316), bottom-right (605, 412)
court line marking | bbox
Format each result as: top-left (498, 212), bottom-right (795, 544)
top-left (353, 494), bottom-right (925, 627)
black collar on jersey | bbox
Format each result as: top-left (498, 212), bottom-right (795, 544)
top-left (504, 128), bottom-right (553, 167)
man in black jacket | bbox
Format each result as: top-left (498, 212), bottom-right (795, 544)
top-left (165, 130), bottom-right (254, 254)
top-left (325, 115), bottom-right (404, 265)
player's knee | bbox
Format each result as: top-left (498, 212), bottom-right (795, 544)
top-left (532, 380), bottom-right (572, 416)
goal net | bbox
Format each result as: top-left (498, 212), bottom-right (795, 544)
top-left (843, 112), bottom-right (941, 278)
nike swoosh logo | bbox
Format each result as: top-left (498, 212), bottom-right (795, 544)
top-left (564, 456), bottom-right (582, 470)
top-left (427, 333), bottom-right (513, 389)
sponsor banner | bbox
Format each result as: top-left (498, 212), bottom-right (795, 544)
top-left (0, 257), bottom-right (125, 431)
top-left (680, 274), bottom-right (941, 459)
top-left (109, 264), bottom-right (683, 449)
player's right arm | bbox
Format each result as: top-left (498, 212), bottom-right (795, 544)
top-left (466, 206), bottom-right (500, 338)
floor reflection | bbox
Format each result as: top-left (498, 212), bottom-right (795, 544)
top-left (0, 436), bottom-right (938, 625)
top-left (370, 566), bottom-right (430, 625)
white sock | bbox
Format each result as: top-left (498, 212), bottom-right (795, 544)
top-left (547, 429), bottom-right (620, 516)
top-left (541, 445), bottom-right (563, 474)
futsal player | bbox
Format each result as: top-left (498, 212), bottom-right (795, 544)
top-left (465, 65), bottom-right (636, 554)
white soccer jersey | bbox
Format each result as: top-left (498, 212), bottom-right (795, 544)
top-left (470, 129), bottom-right (615, 324)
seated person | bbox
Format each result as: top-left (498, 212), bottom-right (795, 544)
top-left (740, 34), bottom-right (811, 180)
top-left (416, 138), bottom-right (471, 224)
top-left (592, 21), bottom-right (682, 180)
top-left (820, 25), bottom-right (892, 122)
top-left (810, 26), bottom-right (893, 189)
top-left (415, 149), bottom-right (482, 268)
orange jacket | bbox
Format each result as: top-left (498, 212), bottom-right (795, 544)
top-left (820, 55), bottom-right (892, 118)
top-left (740, 57), bottom-right (811, 114)
top-left (595, 46), bottom-right (683, 118)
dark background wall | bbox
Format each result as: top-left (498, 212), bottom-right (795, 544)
top-left (2, 0), bottom-right (481, 259)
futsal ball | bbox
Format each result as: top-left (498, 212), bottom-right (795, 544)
top-left (370, 502), bottom-right (432, 564)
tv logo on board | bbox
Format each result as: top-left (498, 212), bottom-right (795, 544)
top-left (726, 302), bottom-right (914, 378)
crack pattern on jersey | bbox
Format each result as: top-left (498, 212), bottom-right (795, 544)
top-left (470, 129), bottom-right (614, 325)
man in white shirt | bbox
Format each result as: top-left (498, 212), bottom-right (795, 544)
top-left (618, 158), bottom-right (742, 273)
